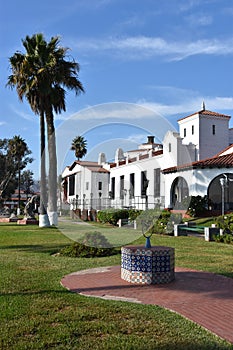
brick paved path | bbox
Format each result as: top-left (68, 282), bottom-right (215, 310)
top-left (61, 266), bottom-right (233, 344)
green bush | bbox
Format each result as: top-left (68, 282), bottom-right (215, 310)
top-left (215, 214), bottom-right (233, 234)
top-left (166, 213), bottom-right (183, 233)
top-left (213, 233), bottom-right (233, 244)
top-left (59, 231), bottom-right (117, 257)
top-left (186, 195), bottom-right (209, 217)
top-left (136, 209), bottom-right (181, 235)
top-left (128, 209), bottom-right (142, 221)
top-left (136, 209), bottom-right (161, 228)
top-left (97, 209), bottom-right (141, 225)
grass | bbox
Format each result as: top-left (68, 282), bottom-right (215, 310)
top-left (0, 222), bottom-right (233, 349)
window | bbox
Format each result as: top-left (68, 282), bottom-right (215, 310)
top-left (184, 128), bottom-right (186, 137)
top-left (98, 182), bottom-right (102, 191)
top-left (192, 125), bottom-right (194, 135)
top-left (169, 143), bottom-right (171, 152)
top-left (129, 173), bottom-right (135, 198)
top-left (68, 174), bottom-right (75, 196)
top-left (141, 171), bottom-right (148, 197)
top-left (212, 125), bottom-right (216, 135)
top-left (154, 168), bottom-right (160, 197)
top-left (110, 177), bottom-right (115, 199)
top-left (86, 182), bottom-right (89, 190)
top-left (120, 175), bottom-right (124, 199)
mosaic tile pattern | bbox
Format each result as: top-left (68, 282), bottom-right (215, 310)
top-left (121, 246), bottom-right (175, 285)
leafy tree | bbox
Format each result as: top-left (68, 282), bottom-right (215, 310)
top-left (8, 136), bottom-right (33, 212)
top-left (0, 139), bottom-right (15, 198)
top-left (71, 136), bottom-right (87, 160)
top-left (20, 170), bottom-right (34, 199)
top-left (7, 33), bottom-right (84, 226)
top-left (0, 137), bottom-right (32, 206)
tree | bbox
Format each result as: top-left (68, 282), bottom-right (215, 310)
top-left (20, 170), bottom-right (34, 199)
top-left (71, 136), bottom-right (87, 160)
top-left (0, 139), bottom-right (17, 201)
top-left (7, 33), bottom-right (84, 226)
top-left (8, 136), bottom-right (33, 214)
top-left (0, 137), bottom-right (32, 208)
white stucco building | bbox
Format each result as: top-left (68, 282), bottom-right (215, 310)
top-left (62, 160), bottom-right (110, 210)
top-left (62, 105), bottom-right (233, 214)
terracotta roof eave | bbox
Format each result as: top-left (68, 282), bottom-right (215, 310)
top-left (178, 109), bottom-right (231, 122)
top-left (163, 154), bottom-right (233, 174)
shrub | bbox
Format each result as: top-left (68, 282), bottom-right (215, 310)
top-left (128, 209), bottom-right (142, 221)
top-left (136, 209), bottom-right (181, 235)
top-left (59, 231), bottom-right (117, 257)
top-left (215, 214), bottom-right (233, 234)
top-left (136, 209), bottom-right (161, 228)
top-left (213, 233), bottom-right (233, 244)
top-left (97, 209), bottom-right (129, 225)
top-left (166, 213), bottom-right (183, 234)
top-left (186, 195), bottom-right (209, 217)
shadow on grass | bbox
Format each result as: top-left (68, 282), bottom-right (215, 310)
top-left (156, 343), bottom-right (232, 350)
top-left (0, 243), bottom-right (68, 254)
top-left (0, 289), bottom-right (71, 297)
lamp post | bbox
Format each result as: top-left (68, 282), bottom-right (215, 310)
top-left (98, 192), bottom-right (102, 210)
top-left (220, 177), bottom-right (227, 216)
top-left (90, 193), bottom-right (93, 210)
top-left (123, 189), bottom-right (127, 208)
top-left (75, 194), bottom-right (79, 210)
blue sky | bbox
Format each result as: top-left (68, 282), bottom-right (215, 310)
top-left (1, 0), bottom-right (233, 178)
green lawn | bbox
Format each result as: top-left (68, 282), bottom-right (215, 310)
top-left (0, 222), bottom-right (233, 349)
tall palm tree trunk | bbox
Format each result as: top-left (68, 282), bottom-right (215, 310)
top-left (39, 112), bottom-right (50, 227)
top-left (46, 108), bottom-right (58, 226)
top-left (17, 160), bottom-right (21, 215)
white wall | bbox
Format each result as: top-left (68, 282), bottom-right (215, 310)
top-left (178, 113), bottom-right (230, 161)
top-left (199, 116), bottom-right (229, 160)
top-left (163, 167), bottom-right (233, 208)
top-left (110, 152), bottom-right (166, 209)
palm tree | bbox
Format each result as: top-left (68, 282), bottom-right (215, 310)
top-left (71, 136), bottom-right (87, 160)
top-left (7, 33), bottom-right (84, 226)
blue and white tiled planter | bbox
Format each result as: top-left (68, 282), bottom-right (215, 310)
top-left (121, 245), bottom-right (175, 284)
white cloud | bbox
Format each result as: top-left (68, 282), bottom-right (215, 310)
top-left (10, 105), bottom-right (35, 122)
top-left (138, 96), bottom-right (233, 117)
top-left (58, 95), bottom-right (233, 125)
top-left (185, 14), bottom-right (213, 26)
top-left (74, 35), bottom-right (233, 61)
top-left (126, 133), bottom-right (148, 144)
top-left (68, 102), bottom-right (157, 121)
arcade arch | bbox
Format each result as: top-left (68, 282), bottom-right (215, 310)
top-left (171, 176), bottom-right (189, 209)
top-left (208, 173), bottom-right (233, 212)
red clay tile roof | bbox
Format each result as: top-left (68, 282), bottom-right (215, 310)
top-left (162, 152), bottom-right (233, 174)
top-left (152, 149), bottom-right (163, 157)
top-left (178, 109), bottom-right (231, 122)
top-left (139, 153), bottom-right (149, 160)
top-left (215, 144), bottom-right (233, 157)
top-left (86, 166), bottom-right (109, 173)
top-left (69, 160), bottom-right (109, 173)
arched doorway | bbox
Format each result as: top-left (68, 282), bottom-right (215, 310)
top-left (171, 176), bottom-right (189, 209)
top-left (208, 173), bottom-right (233, 213)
